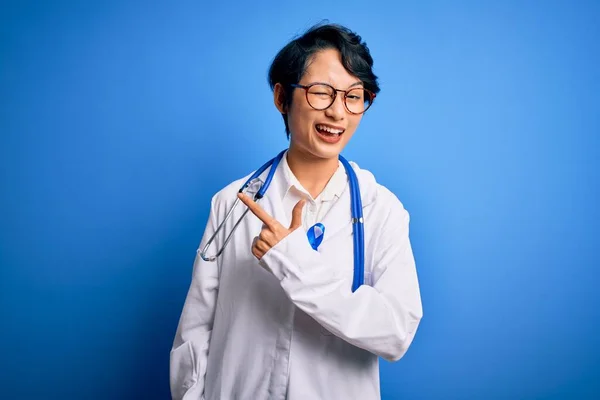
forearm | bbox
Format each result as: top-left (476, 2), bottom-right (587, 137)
top-left (260, 226), bottom-right (422, 362)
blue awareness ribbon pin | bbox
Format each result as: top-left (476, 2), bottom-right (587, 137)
top-left (307, 223), bottom-right (325, 251)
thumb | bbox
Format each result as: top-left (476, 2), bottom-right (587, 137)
top-left (289, 199), bottom-right (306, 230)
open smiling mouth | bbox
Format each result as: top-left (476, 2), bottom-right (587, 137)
top-left (315, 124), bottom-right (345, 143)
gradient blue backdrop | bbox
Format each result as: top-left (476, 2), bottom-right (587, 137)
top-left (1, 1), bottom-right (599, 399)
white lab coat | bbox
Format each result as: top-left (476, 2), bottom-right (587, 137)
top-left (170, 157), bottom-right (423, 400)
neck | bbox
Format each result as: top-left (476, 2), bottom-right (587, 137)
top-left (286, 145), bottom-right (339, 199)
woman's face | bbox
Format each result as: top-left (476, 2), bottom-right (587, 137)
top-left (277, 48), bottom-right (365, 161)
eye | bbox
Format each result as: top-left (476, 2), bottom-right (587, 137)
top-left (307, 84), bottom-right (335, 97)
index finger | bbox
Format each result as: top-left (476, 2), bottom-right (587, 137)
top-left (237, 193), bottom-right (277, 228)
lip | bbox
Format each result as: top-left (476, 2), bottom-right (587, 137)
top-left (315, 123), bottom-right (346, 132)
top-left (314, 124), bottom-right (344, 144)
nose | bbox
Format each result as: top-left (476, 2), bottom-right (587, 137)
top-left (324, 92), bottom-right (346, 120)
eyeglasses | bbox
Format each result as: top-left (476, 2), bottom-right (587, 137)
top-left (290, 82), bottom-right (376, 114)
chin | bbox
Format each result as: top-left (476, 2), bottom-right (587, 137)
top-left (290, 132), bottom-right (347, 160)
top-left (310, 144), bottom-right (344, 160)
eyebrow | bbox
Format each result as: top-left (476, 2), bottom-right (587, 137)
top-left (310, 81), bottom-right (364, 89)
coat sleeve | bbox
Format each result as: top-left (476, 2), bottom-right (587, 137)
top-left (259, 193), bottom-right (423, 362)
top-left (170, 195), bottom-right (220, 399)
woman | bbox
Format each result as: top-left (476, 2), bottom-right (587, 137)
top-left (170, 23), bottom-right (423, 400)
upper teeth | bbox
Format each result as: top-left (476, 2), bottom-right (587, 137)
top-left (317, 125), bottom-right (343, 134)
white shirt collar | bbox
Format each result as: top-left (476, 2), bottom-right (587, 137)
top-left (275, 150), bottom-right (348, 203)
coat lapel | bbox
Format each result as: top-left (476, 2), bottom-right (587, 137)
top-left (320, 162), bottom-right (377, 245)
top-left (319, 174), bottom-right (352, 243)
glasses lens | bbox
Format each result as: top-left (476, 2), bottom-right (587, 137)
top-left (306, 84), bottom-right (335, 110)
top-left (345, 88), bottom-right (373, 114)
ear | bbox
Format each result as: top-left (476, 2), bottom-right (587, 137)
top-left (273, 83), bottom-right (287, 114)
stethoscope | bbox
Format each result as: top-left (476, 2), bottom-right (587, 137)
top-left (199, 149), bottom-right (365, 292)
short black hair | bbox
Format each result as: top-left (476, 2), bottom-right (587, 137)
top-left (268, 22), bottom-right (380, 138)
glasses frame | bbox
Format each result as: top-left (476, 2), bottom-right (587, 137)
top-left (290, 82), bottom-right (376, 115)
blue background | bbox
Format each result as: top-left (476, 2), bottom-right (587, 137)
top-left (1, 1), bottom-right (599, 399)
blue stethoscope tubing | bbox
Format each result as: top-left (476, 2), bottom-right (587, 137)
top-left (238, 149), bottom-right (365, 292)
